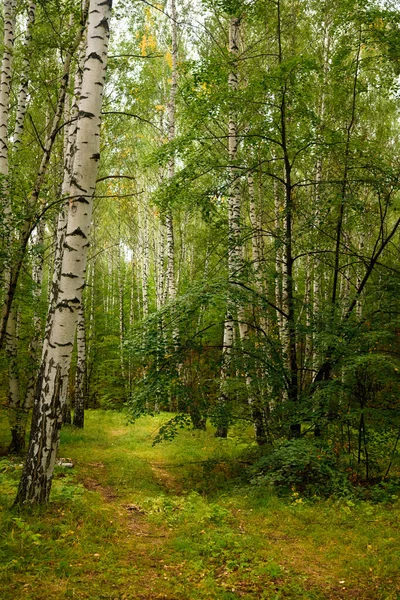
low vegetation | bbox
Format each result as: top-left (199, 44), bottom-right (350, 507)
top-left (1, 409), bottom-right (399, 599)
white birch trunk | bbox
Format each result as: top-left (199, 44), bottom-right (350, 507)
top-left (157, 224), bottom-right (167, 308)
top-left (44, 28), bottom-right (87, 410)
top-left (73, 302), bottom-right (86, 428)
top-left (24, 222), bottom-right (45, 413)
top-left (0, 0), bottom-right (16, 300)
top-left (165, 0), bottom-right (178, 305)
top-left (0, 0), bottom-right (16, 210)
top-left (274, 177), bottom-right (284, 339)
top-left (216, 16), bottom-right (242, 438)
top-left (312, 23), bottom-right (330, 372)
top-left (141, 203), bottom-right (150, 318)
top-left (13, 3), bottom-right (36, 148)
top-left (15, 0), bottom-right (112, 505)
top-left (1, 1), bottom-right (23, 452)
top-left (118, 236), bottom-right (125, 379)
top-left (248, 172), bottom-right (267, 332)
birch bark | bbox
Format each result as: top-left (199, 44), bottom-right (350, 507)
top-left (216, 16), bottom-right (241, 439)
top-left (1, 0), bottom-right (24, 452)
top-left (73, 302), bottom-right (87, 427)
top-left (165, 0), bottom-right (178, 316)
top-left (15, 0), bottom-right (112, 505)
top-left (311, 22), bottom-right (330, 373)
top-left (13, 3), bottom-right (36, 148)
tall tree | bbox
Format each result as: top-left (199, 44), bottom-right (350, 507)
top-left (15, 0), bottom-right (112, 505)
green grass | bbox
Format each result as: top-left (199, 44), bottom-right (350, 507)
top-left (1, 409), bottom-right (400, 599)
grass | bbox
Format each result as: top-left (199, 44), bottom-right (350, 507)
top-left (0, 409), bottom-right (400, 599)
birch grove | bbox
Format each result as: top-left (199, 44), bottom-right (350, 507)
top-left (0, 0), bottom-right (399, 497)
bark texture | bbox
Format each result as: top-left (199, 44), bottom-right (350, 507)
top-left (73, 303), bottom-right (87, 428)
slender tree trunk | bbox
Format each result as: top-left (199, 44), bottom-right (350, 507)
top-left (141, 201), bottom-right (150, 318)
top-left (1, 1), bottom-right (23, 453)
top-left (73, 303), bottom-right (87, 428)
top-left (15, 0), bottom-right (112, 506)
top-left (0, 0), bottom-right (16, 228)
top-left (216, 15), bottom-right (242, 439)
top-left (13, 3), bottom-right (36, 148)
top-left (274, 177), bottom-right (284, 341)
top-left (24, 222), bottom-right (45, 412)
top-left (6, 309), bottom-right (24, 453)
top-left (165, 0), bottom-right (179, 352)
top-left (117, 209), bottom-right (125, 380)
top-left (311, 21), bottom-right (330, 373)
top-left (277, 0), bottom-right (299, 436)
top-left (156, 224), bottom-right (166, 310)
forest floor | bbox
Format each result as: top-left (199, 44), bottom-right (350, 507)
top-left (0, 410), bottom-right (400, 600)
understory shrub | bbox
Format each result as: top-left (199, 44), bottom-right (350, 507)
top-left (250, 438), bottom-right (351, 498)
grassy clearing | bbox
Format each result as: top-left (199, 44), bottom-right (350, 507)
top-left (1, 409), bottom-right (400, 599)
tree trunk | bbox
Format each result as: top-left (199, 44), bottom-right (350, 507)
top-left (24, 222), bottom-right (45, 413)
top-left (73, 303), bottom-right (87, 428)
top-left (216, 15), bottom-right (242, 439)
top-left (13, 3), bottom-right (36, 148)
top-left (15, 0), bottom-right (112, 506)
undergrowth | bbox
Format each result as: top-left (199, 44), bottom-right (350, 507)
top-left (0, 409), bottom-right (399, 599)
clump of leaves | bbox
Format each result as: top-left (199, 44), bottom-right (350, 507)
top-left (152, 413), bottom-right (193, 445)
top-left (250, 438), bottom-right (351, 498)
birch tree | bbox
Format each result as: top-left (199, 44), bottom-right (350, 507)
top-left (215, 14), bottom-right (241, 439)
top-left (15, 0), bottom-right (112, 505)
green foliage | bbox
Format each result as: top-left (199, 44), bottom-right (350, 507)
top-left (11, 517), bottom-right (42, 550)
top-left (250, 439), bottom-right (351, 498)
top-left (50, 473), bottom-right (84, 503)
top-left (144, 491), bottom-right (231, 526)
top-left (152, 413), bottom-right (193, 444)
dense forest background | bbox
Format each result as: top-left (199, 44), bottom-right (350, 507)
top-left (1, 0), bottom-right (400, 504)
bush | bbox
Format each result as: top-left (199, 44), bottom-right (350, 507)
top-left (250, 438), bottom-right (350, 498)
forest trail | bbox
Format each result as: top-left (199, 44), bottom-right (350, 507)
top-left (1, 410), bottom-right (400, 600)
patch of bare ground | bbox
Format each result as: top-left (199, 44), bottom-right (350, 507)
top-left (109, 427), bottom-right (129, 437)
top-left (77, 462), bottom-right (177, 597)
top-left (82, 476), bottom-right (118, 501)
top-left (149, 462), bottom-right (183, 494)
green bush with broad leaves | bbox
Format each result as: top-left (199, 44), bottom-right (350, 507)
top-left (250, 439), bottom-right (351, 498)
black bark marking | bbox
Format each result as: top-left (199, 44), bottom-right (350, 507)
top-left (56, 300), bottom-right (74, 312)
top-left (62, 272), bottom-right (79, 278)
top-left (94, 17), bottom-right (109, 32)
top-left (78, 110), bottom-right (96, 119)
top-left (70, 176), bottom-right (86, 192)
top-left (88, 51), bottom-right (103, 63)
top-left (67, 227), bottom-right (87, 239)
top-left (63, 242), bottom-right (77, 252)
top-left (91, 153), bottom-right (100, 161)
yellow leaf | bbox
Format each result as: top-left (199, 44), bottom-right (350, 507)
top-left (165, 51), bottom-right (172, 69)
